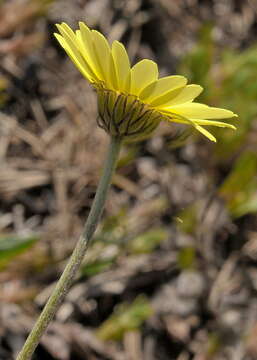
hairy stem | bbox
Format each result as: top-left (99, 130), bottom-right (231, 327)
top-left (16, 136), bottom-right (123, 360)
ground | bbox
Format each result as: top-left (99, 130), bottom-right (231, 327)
top-left (0, 1), bottom-right (257, 359)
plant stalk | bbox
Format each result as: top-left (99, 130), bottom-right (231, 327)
top-left (16, 136), bottom-right (123, 360)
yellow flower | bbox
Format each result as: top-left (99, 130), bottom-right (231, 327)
top-left (54, 22), bottom-right (237, 142)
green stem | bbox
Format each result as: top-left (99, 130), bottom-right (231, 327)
top-left (16, 136), bottom-right (123, 360)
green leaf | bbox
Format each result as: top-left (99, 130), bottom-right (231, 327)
top-left (0, 234), bottom-right (39, 269)
top-left (96, 296), bottom-right (152, 341)
top-left (177, 246), bottom-right (196, 270)
top-left (176, 204), bottom-right (198, 234)
top-left (179, 24), bottom-right (257, 159)
top-left (81, 257), bottom-right (115, 277)
top-left (128, 227), bottom-right (168, 254)
top-left (219, 152), bottom-right (257, 217)
top-left (117, 145), bottom-right (139, 168)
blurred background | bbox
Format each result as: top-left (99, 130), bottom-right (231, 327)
top-left (0, 0), bottom-right (257, 359)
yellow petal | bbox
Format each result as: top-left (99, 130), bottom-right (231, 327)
top-left (54, 33), bottom-right (95, 82)
top-left (109, 55), bottom-right (119, 90)
top-left (190, 119), bottom-right (236, 129)
top-left (58, 23), bottom-right (77, 41)
top-left (130, 59), bottom-right (158, 96)
top-left (78, 22), bottom-right (103, 81)
top-left (112, 40), bottom-right (131, 93)
top-left (149, 87), bottom-right (185, 107)
top-left (91, 30), bottom-right (113, 87)
top-left (169, 103), bottom-right (237, 119)
top-left (91, 30), bottom-right (118, 89)
top-left (162, 111), bottom-right (217, 141)
top-left (160, 84), bottom-right (203, 107)
top-left (161, 109), bottom-right (195, 126)
top-left (194, 125), bottom-right (217, 142)
top-left (75, 30), bottom-right (103, 81)
top-left (56, 24), bottom-right (97, 81)
top-left (139, 75), bottom-right (187, 103)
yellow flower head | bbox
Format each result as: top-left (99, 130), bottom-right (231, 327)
top-left (54, 22), bottom-right (237, 142)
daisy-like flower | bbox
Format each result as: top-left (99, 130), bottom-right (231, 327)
top-left (55, 22), bottom-right (237, 142)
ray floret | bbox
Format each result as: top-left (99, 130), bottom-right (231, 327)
top-left (54, 22), bottom-right (237, 142)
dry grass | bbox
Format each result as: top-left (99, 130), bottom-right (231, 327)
top-left (0, 1), bottom-right (257, 359)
